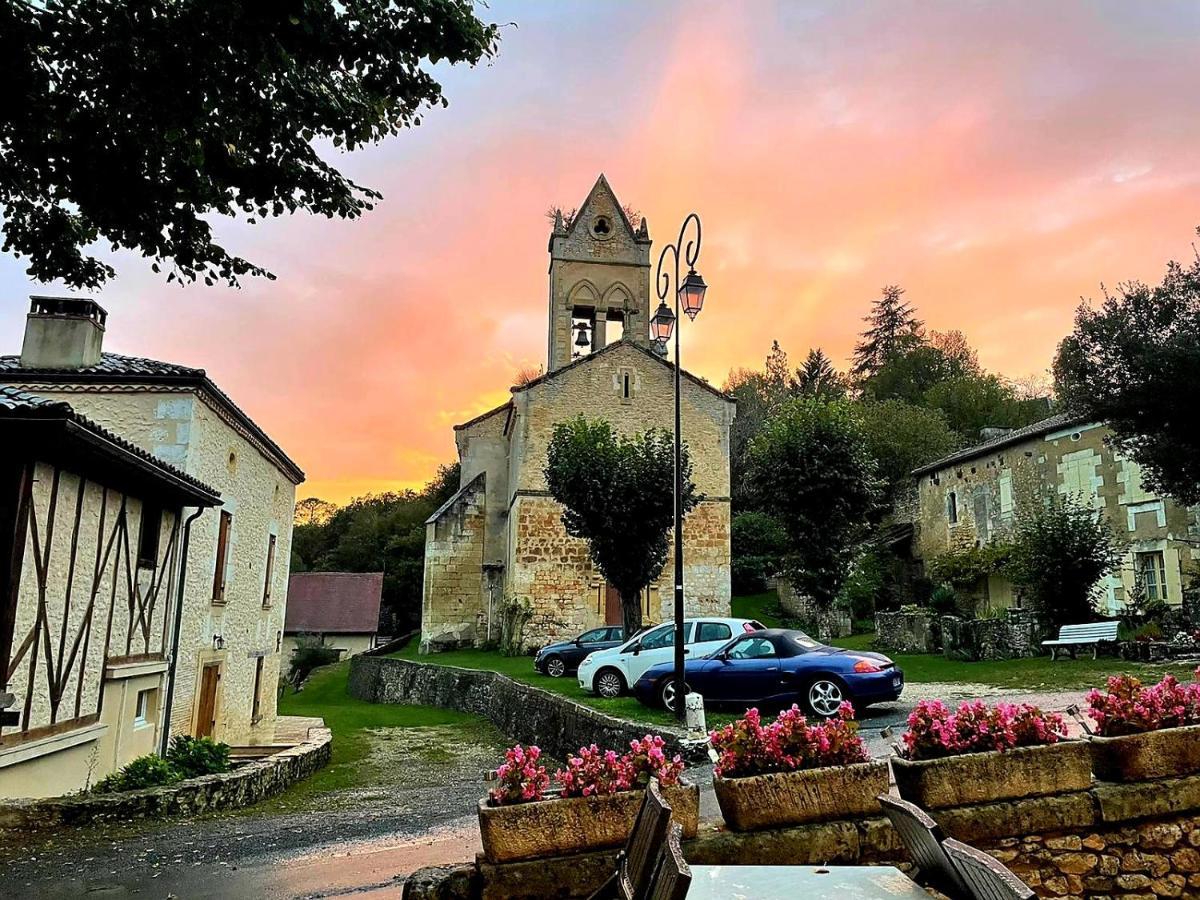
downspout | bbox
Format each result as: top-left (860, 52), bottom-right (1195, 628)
top-left (160, 507), bottom-right (206, 756)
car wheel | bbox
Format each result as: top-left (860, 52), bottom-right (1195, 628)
top-left (544, 655), bottom-right (566, 678)
top-left (804, 677), bottom-right (848, 718)
top-left (659, 678), bottom-right (690, 713)
top-left (595, 668), bottom-right (626, 699)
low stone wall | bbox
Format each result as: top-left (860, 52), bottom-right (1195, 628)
top-left (875, 610), bottom-right (941, 653)
top-left (405, 774), bottom-right (1200, 899)
top-left (942, 609), bottom-right (1039, 661)
top-left (777, 580), bottom-right (851, 640)
top-left (349, 656), bottom-right (695, 763)
top-left (0, 724), bottom-right (331, 832)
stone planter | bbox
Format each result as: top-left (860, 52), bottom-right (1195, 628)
top-left (477, 781), bottom-right (699, 864)
top-left (712, 760), bottom-right (888, 831)
top-left (1089, 724), bottom-right (1200, 782)
top-left (892, 741), bottom-right (1092, 809)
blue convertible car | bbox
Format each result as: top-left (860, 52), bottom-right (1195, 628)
top-left (632, 628), bottom-right (904, 716)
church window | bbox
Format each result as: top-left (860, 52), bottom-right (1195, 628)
top-left (592, 216), bottom-right (611, 236)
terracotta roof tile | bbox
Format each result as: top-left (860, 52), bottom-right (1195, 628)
top-left (285, 572), bottom-right (384, 634)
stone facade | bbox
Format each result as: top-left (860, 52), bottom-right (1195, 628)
top-left (910, 415), bottom-right (1200, 616)
top-left (422, 177), bottom-right (734, 651)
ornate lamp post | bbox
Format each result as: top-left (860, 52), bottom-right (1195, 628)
top-left (650, 213), bottom-right (707, 721)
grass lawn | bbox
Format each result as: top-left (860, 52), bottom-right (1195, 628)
top-left (276, 661), bottom-right (486, 797)
top-left (391, 643), bottom-right (679, 727)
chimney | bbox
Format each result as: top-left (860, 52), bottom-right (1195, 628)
top-left (20, 296), bottom-right (107, 369)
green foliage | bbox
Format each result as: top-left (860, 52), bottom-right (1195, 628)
top-left (851, 285), bottom-right (924, 380)
top-left (544, 417), bottom-right (697, 635)
top-left (730, 511), bottom-right (788, 594)
top-left (93, 754), bottom-right (182, 793)
top-left (863, 343), bottom-right (972, 405)
top-left (835, 549), bottom-right (888, 622)
top-left (1006, 493), bottom-right (1125, 629)
top-left (923, 374), bottom-right (1049, 442)
top-left (1054, 244), bottom-right (1200, 504)
top-left (929, 584), bottom-right (959, 617)
top-left (857, 399), bottom-right (959, 497)
top-left (747, 398), bottom-right (881, 610)
top-left (927, 543), bottom-right (1012, 590)
top-left (0, 1), bottom-right (500, 288)
top-left (287, 634), bottom-right (344, 687)
top-left (290, 463), bottom-right (459, 634)
top-left (794, 348), bottom-right (846, 399)
top-left (166, 735), bottom-right (231, 778)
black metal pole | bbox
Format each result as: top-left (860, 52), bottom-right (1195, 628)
top-left (672, 262), bottom-right (685, 721)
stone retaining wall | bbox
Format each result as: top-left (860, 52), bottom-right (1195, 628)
top-left (348, 656), bottom-right (695, 763)
top-left (875, 610), bottom-right (941, 653)
top-left (0, 724), bottom-right (331, 831)
top-left (406, 774), bottom-right (1200, 899)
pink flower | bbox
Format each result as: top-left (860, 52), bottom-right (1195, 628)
top-left (489, 744), bottom-right (550, 805)
top-left (709, 704), bottom-right (868, 778)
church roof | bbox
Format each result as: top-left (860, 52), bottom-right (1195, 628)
top-left (510, 338), bottom-right (736, 404)
top-left (453, 400), bottom-right (513, 432)
top-left (561, 174), bottom-right (649, 244)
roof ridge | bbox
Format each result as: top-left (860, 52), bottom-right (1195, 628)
top-left (911, 412), bottom-right (1088, 476)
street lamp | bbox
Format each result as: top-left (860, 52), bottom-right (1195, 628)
top-left (652, 212), bottom-right (705, 721)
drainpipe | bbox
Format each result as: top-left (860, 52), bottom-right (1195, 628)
top-left (160, 507), bottom-right (206, 756)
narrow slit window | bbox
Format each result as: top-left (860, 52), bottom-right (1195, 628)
top-left (137, 504), bottom-right (162, 569)
top-left (263, 533), bottom-right (277, 607)
top-left (213, 510), bottom-right (232, 604)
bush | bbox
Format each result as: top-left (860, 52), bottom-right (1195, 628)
top-left (93, 754), bottom-right (183, 793)
top-left (1086, 670), bottom-right (1200, 736)
top-left (731, 512), bottom-right (788, 594)
top-left (929, 585), bottom-right (958, 617)
top-left (287, 634), bottom-right (342, 686)
top-left (709, 704), bottom-right (869, 779)
top-left (899, 699), bottom-right (1066, 761)
top-left (166, 735), bottom-right (231, 778)
top-left (927, 543), bottom-right (1011, 591)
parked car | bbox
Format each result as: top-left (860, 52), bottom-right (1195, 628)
top-left (533, 626), bottom-right (627, 677)
top-left (577, 618), bottom-right (765, 699)
top-left (631, 628), bottom-right (904, 716)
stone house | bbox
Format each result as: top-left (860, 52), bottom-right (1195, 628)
top-left (283, 571), bottom-right (384, 661)
top-left (421, 176), bottom-right (735, 651)
top-left (0, 386), bottom-right (223, 798)
top-left (910, 413), bottom-right (1199, 616)
top-left (1, 297), bottom-right (304, 763)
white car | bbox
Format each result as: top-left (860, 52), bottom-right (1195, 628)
top-left (577, 617), bottom-right (765, 698)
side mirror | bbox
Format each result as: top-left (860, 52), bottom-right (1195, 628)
top-left (631, 643), bottom-right (641, 656)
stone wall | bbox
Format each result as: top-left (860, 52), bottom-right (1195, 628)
top-left (349, 656), bottom-right (694, 764)
top-left (406, 774), bottom-right (1200, 900)
top-left (0, 723), bottom-right (330, 832)
top-left (875, 609), bottom-right (941, 653)
top-left (422, 475), bottom-right (488, 651)
top-left (776, 580), bottom-right (851, 640)
top-left (941, 609), bottom-right (1039, 661)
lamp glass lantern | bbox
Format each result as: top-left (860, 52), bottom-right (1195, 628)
top-left (650, 301), bottom-right (676, 342)
top-left (679, 269), bottom-right (707, 321)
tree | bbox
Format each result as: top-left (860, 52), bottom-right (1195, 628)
top-left (927, 329), bottom-right (981, 375)
top-left (730, 511), bottom-right (789, 594)
top-left (294, 497), bottom-right (337, 527)
top-left (863, 343), bottom-right (972, 405)
top-left (1, 1), bottom-right (499, 288)
top-left (794, 348), bottom-right (846, 399)
top-left (851, 285), bottom-right (924, 380)
top-left (747, 398), bottom-right (881, 611)
top-left (763, 340), bottom-right (795, 402)
top-left (1054, 248), bottom-right (1200, 504)
top-left (544, 418), bottom-right (697, 635)
top-left (857, 400), bottom-right (959, 498)
top-left (1006, 493), bottom-right (1124, 630)
top-left (924, 373), bottom-right (1049, 442)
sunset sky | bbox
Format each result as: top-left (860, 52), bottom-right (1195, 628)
top-left (3, 1), bottom-right (1199, 504)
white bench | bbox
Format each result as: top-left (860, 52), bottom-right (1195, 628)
top-left (1042, 621), bottom-right (1119, 660)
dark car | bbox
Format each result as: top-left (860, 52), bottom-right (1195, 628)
top-left (534, 626), bottom-right (627, 678)
top-left (631, 628), bottom-right (903, 716)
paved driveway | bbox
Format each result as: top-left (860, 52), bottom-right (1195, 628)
top-left (0, 684), bottom-right (1090, 899)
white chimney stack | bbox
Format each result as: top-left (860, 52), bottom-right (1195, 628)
top-left (19, 296), bottom-right (107, 369)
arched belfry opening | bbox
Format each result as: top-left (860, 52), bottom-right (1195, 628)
top-left (546, 175), bottom-right (652, 372)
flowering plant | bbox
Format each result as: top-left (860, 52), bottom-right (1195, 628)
top-left (489, 744), bottom-right (550, 805)
top-left (557, 744), bottom-right (631, 797)
top-left (899, 700), bottom-right (1066, 761)
top-left (1086, 669), bottom-right (1200, 737)
top-left (709, 703), bottom-right (869, 779)
top-left (623, 734), bottom-right (685, 789)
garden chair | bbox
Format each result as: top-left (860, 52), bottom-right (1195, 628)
top-left (943, 838), bottom-right (1035, 900)
top-left (587, 779), bottom-right (673, 900)
top-left (877, 794), bottom-right (970, 899)
top-left (647, 823), bottom-right (691, 900)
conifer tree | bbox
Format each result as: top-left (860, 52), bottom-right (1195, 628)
top-left (851, 285), bottom-right (924, 380)
top-left (794, 348), bottom-right (845, 399)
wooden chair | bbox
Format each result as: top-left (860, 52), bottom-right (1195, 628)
top-left (647, 823), bottom-right (691, 900)
top-left (587, 779), bottom-right (673, 900)
top-left (943, 838), bottom-right (1035, 900)
top-left (877, 794), bottom-right (970, 900)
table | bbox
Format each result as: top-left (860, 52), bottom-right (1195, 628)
top-left (687, 865), bottom-right (930, 899)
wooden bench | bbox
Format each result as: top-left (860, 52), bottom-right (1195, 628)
top-left (1042, 621), bottom-right (1119, 660)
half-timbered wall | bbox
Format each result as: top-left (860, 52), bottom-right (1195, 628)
top-left (0, 461), bottom-right (180, 797)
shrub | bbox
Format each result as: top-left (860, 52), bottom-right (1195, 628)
top-left (709, 704), bottom-right (869, 779)
top-left (93, 754), bottom-right (183, 793)
top-left (489, 744), bottom-right (550, 805)
top-left (899, 699), bottom-right (1066, 761)
top-left (166, 735), bottom-right (231, 778)
top-left (927, 543), bottom-right (1011, 591)
top-left (929, 585), bottom-right (958, 617)
top-left (731, 512), bottom-right (788, 594)
top-left (287, 634), bottom-right (342, 686)
top-left (1086, 670), bottom-right (1200, 737)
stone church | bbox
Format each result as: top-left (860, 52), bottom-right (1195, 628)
top-left (420, 176), bottom-right (734, 651)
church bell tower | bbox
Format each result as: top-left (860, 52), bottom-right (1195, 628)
top-left (546, 175), bottom-right (653, 373)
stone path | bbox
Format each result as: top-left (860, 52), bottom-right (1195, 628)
top-left (0, 684), bottom-right (1091, 898)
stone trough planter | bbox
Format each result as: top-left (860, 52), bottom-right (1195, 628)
top-left (477, 781), bottom-right (699, 864)
top-left (891, 741), bottom-right (1092, 809)
top-left (712, 759), bottom-right (889, 832)
top-left (1089, 724), bottom-right (1200, 782)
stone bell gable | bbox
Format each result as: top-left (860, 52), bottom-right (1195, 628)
top-left (421, 175), bottom-right (734, 652)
